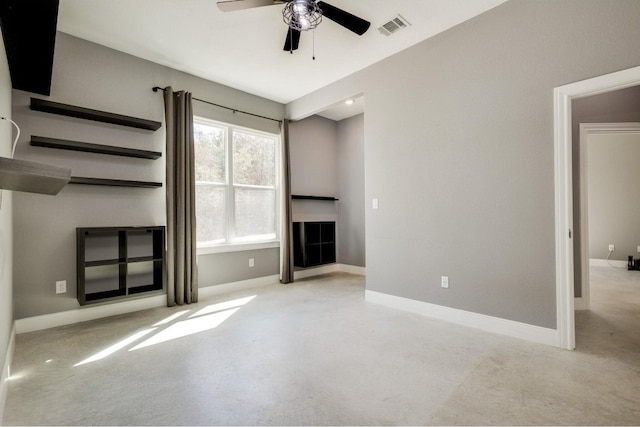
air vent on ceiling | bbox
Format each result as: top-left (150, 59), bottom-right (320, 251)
top-left (378, 14), bottom-right (411, 36)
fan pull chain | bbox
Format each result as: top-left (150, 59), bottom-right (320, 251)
top-left (312, 29), bottom-right (316, 60)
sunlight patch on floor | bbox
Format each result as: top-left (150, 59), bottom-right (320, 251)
top-left (153, 310), bottom-right (190, 326)
top-left (74, 328), bottom-right (157, 367)
top-left (130, 308), bottom-right (240, 351)
top-left (70, 295), bottom-right (257, 365)
top-left (7, 370), bottom-right (27, 381)
top-left (189, 295), bottom-right (256, 318)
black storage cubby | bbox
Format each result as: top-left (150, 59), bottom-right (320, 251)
top-left (293, 221), bottom-right (336, 268)
top-left (77, 226), bottom-right (165, 305)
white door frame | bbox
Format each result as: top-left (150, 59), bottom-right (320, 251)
top-left (554, 66), bottom-right (640, 350)
top-left (576, 122), bottom-right (640, 312)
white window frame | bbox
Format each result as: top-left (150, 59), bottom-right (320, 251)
top-left (194, 116), bottom-right (281, 254)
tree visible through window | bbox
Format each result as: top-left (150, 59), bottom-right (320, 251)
top-left (194, 117), bottom-right (278, 247)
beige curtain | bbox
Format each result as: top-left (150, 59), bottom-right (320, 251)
top-left (280, 119), bottom-right (294, 284)
top-left (163, 87), bottom-right (198, 305)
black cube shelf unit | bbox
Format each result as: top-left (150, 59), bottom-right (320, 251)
top-left (293, 221), bottom-right (336, 268)
top-left (77, 226), bottom-right (165, 305)
top-left (29, 97), bottom-right (163, 188)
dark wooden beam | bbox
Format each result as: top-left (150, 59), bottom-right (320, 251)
top-left (0, 0), bottom-right (59, 95)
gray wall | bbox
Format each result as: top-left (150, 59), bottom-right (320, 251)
top-left (289, 116), bottom-right (339, 224)
top-left (13, 32), bottom-right (284, 319)
top-left (0, 28), bottom-right (14, 410)
top-left (290, 115), bottom-right (338, 198)
top-left (287, 0), bottom-right (640, 329)
top-left (198, 248), bottom-right (280, 287)
top-left (571, 85), bottom-right (640, 295)
top-left (337, 114), bottom-right (365, 267)
top-left (587, 132), bottom-right (640, 260)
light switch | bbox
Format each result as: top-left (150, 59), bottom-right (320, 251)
top-left (372, 198), bottom-right (379, 209)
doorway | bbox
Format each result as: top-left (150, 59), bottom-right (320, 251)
top-left (289, 94), bottom-right (366, 275)
top-left (554, 66), bottom-right (640, 350)
top-left (578, 122), bottom-right (640, 311)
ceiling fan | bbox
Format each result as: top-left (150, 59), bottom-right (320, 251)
top-left (217, 0), bottom-right (371, 53)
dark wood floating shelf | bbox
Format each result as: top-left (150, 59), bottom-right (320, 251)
top-left (292, 195), bottom-right (339, 201)
top-left (30, 98), bottom-right (162, 131)
top-left (31, 136), bottom-right (162, 159)
top-left (69, 177), bottom-right (162, 188)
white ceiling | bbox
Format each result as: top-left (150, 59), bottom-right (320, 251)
top-left (56, 0), bottom-right (508, 121)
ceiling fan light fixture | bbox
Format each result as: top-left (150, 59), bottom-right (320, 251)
top-left (283, 0), bottom-right (322, 31)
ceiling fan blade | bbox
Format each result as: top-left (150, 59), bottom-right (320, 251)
top-left (283, 28), bottom-right (301, 52)
top-left (316, 1), bottom-right (370, 35)
top-left (217, 0), bottom-right (285, 13)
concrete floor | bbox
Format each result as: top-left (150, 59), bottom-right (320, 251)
top-left (3, 269), bottom-right (639, 426)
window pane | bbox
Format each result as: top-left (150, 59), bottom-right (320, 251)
top-left (234, 188), bottom-right (276, 241)
top-left (233, 131), bottom-right (275, 186)
top-left (194, 123), bottom-right (226, 183)
top-left (196, 185), bottom-right (226, 243)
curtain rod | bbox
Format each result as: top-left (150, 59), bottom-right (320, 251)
top-left (152, 86), bottom-right (282, 124)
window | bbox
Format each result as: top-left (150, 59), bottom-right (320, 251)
top-left (194, 117), bottom-right (279, 251)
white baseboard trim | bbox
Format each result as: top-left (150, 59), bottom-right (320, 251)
top-left (294, 263), bottom-right (365, 279)
top-left (365, 290), bottom-right (557, 347)
top-left (589, 258), bottom-right (627, 268)
top-left (0, 324), bottom-right (16, 424)
top-left (294, 264), bottom-right (340, 279)
top-left (337, 264), bottom-right (366, 275)
top-left (15, 275), bottom-right (282, 335)
top-left (15, 265), bottom-right (366, 335)
top-left (15, 294), bottom-right (168, 335)
top-left (199, 274), bottom-right (280, 299)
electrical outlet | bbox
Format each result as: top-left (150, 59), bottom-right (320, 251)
top-left (609, 244), bottom-right (615, 252)
top-left (55, 280), bottom-right (66, 294)
top-left (249, 258), bottom-right (254, 267)
top-left (441, 276), bottom-right (449, 288)
top-left (637, 246), bottom-right (640, 253)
